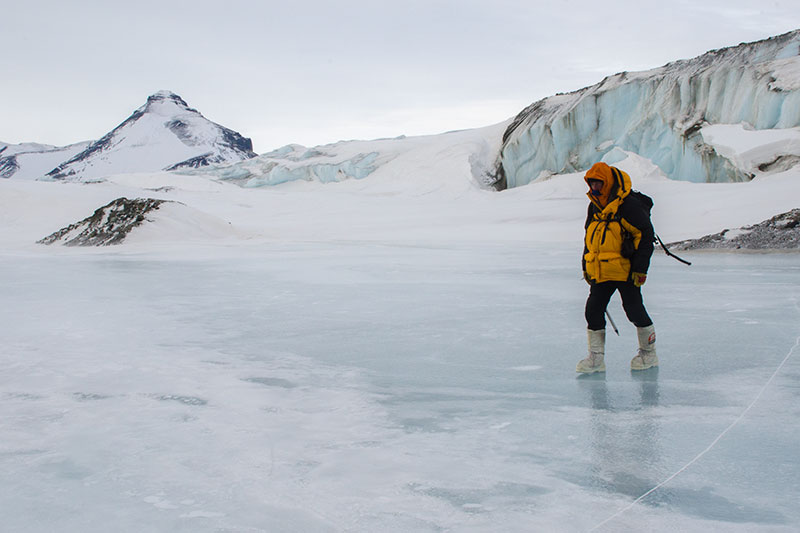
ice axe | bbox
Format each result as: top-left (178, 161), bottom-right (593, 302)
top-left (605, 310), bottom-right (620, 336)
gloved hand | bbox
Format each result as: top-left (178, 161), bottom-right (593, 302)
top-left (632, 272), bottom-right (647, 287)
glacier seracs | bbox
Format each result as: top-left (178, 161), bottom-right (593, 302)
top-left (497, 30), bottom-right (800, 188)
top-left (179, 125), bottom-right (507, 191)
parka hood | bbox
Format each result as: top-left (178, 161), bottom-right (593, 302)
top-left (584, 162), bottom-right (632, 210)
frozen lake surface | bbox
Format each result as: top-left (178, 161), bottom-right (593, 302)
top-left (1, 244), bottom-right (799, 532)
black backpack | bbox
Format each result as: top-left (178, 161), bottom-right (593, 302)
top-left (624, 190), bottom-right (691, 265)
top-left (628, 190), bottom-right (653, 214)
top-left (619, 191), bottom-right (653, 258)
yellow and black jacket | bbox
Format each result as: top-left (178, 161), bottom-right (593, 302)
top-left (582, 163), bottom-right (654, 285)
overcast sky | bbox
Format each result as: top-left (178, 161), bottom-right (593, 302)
top-left (2, 0), bottom-right (799, 152)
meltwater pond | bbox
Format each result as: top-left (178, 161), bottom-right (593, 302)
top-left (1, 244), bottom-right (798, 532)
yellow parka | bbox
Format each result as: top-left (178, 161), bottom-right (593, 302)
top-left (583, 163), bottom-right (654, 284)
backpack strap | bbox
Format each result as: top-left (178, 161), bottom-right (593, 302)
top-left (655, 234), bottom-right (692, 265)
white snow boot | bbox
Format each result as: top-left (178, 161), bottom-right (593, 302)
top-left (577, 329), bottom-right (606, 373)
top-left (631, 325), bottom-right (658, 371)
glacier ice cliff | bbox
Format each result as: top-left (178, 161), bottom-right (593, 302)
top-left (495, 30), bottom-right (800, 188)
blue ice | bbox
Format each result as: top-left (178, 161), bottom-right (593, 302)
top-left (0, 245), bottom-right (798, 532)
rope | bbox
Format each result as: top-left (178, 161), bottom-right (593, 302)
top-left (589, 332), bottom-right (800, 532)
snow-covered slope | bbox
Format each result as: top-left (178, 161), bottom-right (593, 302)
top-left (0, 142), bottom-right (55, 158)
top-left (497, 30), bottom-right (800, 188)
top-left (3, 137), bottom-right (798, 251)
top-left (0, 140), bottom-right (91, 179)
top-left (44, 91), bottom-right (256, 182)
top-left (179, 123), bottom-right (508, 193)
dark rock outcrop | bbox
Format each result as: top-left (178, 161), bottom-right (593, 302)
top-left (670, 209), bottom-right (800, 250)
top-left (0, 154), bottom-right (19, 178)
top-left (39, 197), bottom-right (170, 246)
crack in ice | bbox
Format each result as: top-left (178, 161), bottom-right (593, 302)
top-left (590, 315), bottom-right (800, 532)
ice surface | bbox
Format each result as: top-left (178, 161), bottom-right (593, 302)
top-left (1, 244), bottom-right (798, 532)
top-left (1, 62), bottom-right (799, 531)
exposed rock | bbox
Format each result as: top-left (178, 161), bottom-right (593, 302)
top-left (757, 155), bottom-right (800, 173)
top-left (165, 152), bottom-right (240, 171)
top-left (670, 209), bottom-right (800, 250)
top-left (0, 154), bottom-right (19, 178)
top-left (39, 197), bottom-right (170, 246)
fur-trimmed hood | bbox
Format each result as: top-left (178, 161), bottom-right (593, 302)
top-left (584, 162), bottom-right (632, 211)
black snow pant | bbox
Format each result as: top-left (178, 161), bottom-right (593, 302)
top-left (585, 281), bottom-right (653, 331)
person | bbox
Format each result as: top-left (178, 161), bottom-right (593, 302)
top-left (577, 162), bottom-right (657, 373)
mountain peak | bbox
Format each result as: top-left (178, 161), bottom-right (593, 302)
top-left (150, 89), bottom-right (183, 100)
top-left (141, 91), bottom-right (195, 116)
top-left (44, 92), bottom-right (256, 181)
